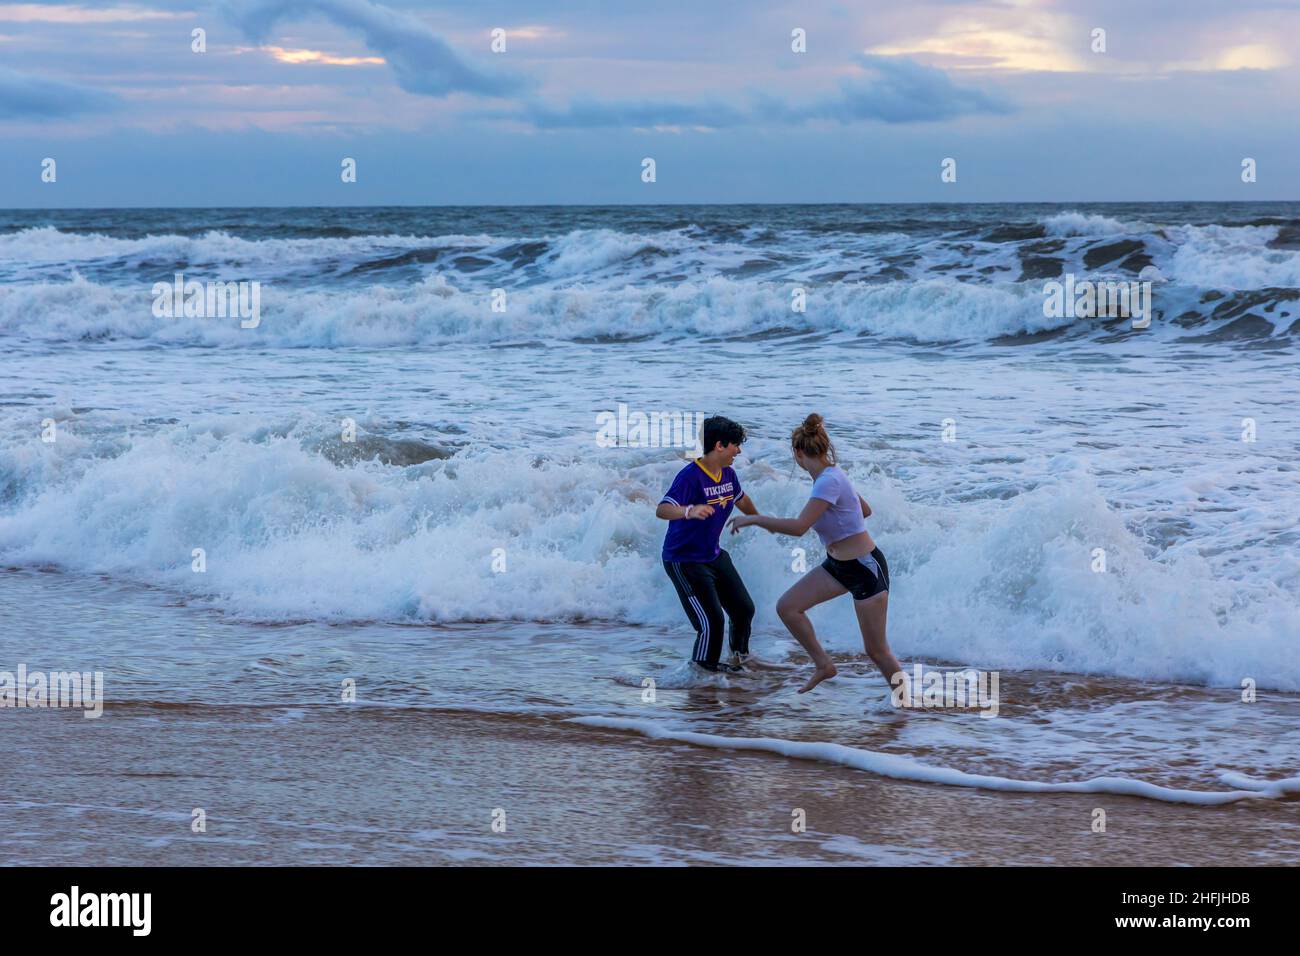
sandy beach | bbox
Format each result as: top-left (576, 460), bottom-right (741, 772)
top-left (5, 697), bottom-right (1298, 866)
top-left (4, 567), bottom-right (1297, 867)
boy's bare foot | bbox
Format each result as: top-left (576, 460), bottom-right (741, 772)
top-left (798, 662), bottom-right (838, 693)
top-left (733, 652), bottom-right (788, 671)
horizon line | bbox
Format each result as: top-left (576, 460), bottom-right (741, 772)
top-left (2, 198), bottom-right (1297, 213)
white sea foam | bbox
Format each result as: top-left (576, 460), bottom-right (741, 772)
top-left (1, 418), bottom-right (1296, 689)
top-left (1166, 224), bottom-right (1300, 289)
top-left (4, 206), bottom-right (1298, 694)
top-left (9, 271), bottom-right (1291, 347)
top-left (1041, 212), bottom-right (1134, 237)
top-left (2, 216), bottom-right (1298, 345)
top-left (567, 716), bottom-right (1300, 805)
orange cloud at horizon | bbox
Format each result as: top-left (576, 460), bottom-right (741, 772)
top-left (264, 46), bottom-right (385, 67)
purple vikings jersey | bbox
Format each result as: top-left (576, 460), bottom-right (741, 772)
top-left (660, 460), bottom-right (745, 562)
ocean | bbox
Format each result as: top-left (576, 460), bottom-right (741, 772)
top-left (2, 202), bottom-right (1299, 864)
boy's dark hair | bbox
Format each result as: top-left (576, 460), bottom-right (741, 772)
top-left (701, 415), bottom-right (746, 453)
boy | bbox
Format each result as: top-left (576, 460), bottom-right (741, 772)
top-left (655, 416), bottom-right (758, 672)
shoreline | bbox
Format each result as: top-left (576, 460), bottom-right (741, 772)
top-left (4, 703), bottom-right (1297, 866)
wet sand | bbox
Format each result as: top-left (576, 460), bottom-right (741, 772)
top-left (4, 703), bottom-right (1298, 866)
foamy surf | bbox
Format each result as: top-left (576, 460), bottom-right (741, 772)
top-left (4, 204), bottom-right (1299, 346)
top-left (610, 661), bottom-right (741, 690)
top-left (2, 412), bottom-right (1296, 689)
top-left (569, 716), bottom-right (1300, 806)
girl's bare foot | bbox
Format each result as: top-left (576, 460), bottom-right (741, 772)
top-left (798, 662), bottom-right (838, 693)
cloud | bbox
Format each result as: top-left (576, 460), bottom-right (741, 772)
top-left (0, 66), bottom-right (119, 118)
top-left (260, 45), bottom-right (385, 66)
top-left (804, 54), bottom-right (1013, 123)
top-left (506, 97), bottom-right (749, 130)
top-left (867, 17), bottom-right (1089, 73)
top-left (865, 2), bottom-right (1297, 76)
top-left (0, 4), bottom-right (185, 23)
top-left (482, 56), bottom-right (1011, 129)
top-left (507, 25), bottom-right (566, 41)
top-left (1175, 43), bottom-right (1291, 72)
top-left (223, 0), bottom-right (527, 97)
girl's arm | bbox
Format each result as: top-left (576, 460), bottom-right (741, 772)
top-left (734, 498), bottom-right (829, 536)
top-left (859, 494), bottom-right (872, 518)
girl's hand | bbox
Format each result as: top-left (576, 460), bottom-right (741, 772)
top-left (728, 515), bottom-right (755, 534)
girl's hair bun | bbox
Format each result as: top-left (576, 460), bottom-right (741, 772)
top-left (791, 414), bottom-right (835, 463)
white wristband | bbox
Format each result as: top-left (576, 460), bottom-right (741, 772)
top-left (683, 505), bottom-right (692, 519)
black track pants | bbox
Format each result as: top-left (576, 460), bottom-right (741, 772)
top-left (663, 550), bottom-right (755, 666)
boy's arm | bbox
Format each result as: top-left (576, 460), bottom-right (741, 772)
top-left (657, 468), bottom-right (701, 521)
top-left (735, 492), bottom-right (758, 516)
top-left (656, 501), bottom-right (713, 520)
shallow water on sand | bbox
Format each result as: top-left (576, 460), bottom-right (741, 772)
top-left (3, 569), bottom-right (1298, 864)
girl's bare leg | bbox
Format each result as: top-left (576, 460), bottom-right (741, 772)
top-left (853, 591), bottom-right (902, 686)
top-left (776, 568), bottom-right (848, 693)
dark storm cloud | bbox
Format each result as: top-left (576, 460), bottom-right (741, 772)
top-left (222, 0), bottom-right (528, 97)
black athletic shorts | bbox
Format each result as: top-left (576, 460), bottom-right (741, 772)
top-left (821, 547), bottom-right (889, 601)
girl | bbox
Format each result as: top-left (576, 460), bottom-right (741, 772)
top-left (729, 414), bottom-right (902, 693)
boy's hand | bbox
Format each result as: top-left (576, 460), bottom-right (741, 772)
top-left (686, 504), bottom-right (715, 519)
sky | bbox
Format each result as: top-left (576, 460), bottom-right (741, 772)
top-left (0, 0), bottom-right (1297, 206)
